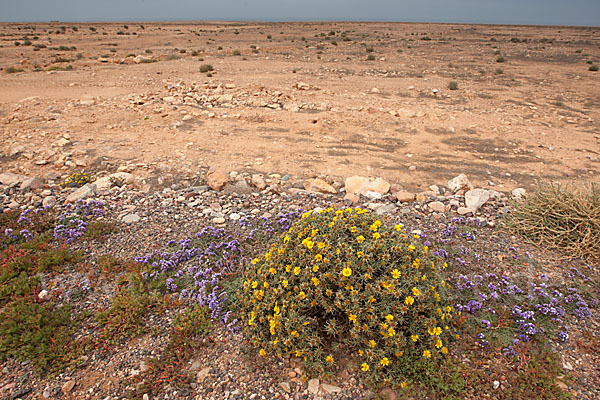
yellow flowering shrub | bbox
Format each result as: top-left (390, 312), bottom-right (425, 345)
top-left (239, 207), bottom-right (456, 389)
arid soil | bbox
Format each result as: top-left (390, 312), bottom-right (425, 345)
top-left (1, 21), bottom-right (599, 191)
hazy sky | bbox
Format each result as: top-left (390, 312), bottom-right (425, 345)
top-left (1, 0), bottom-right (599, 26)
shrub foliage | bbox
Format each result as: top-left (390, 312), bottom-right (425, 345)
top-left (239, 207), bottom-right (456, 389)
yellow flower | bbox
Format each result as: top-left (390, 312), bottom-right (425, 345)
top-left (394, 224), bottom-right (403, 231)
top-left (401, 381), bottom-right (408, 389)
top-left (423, 350), bottom-right (432, 358)
top-left (252, 258), bottom-right (260, 265)
top-left (318, 242), bottom-right (326, 249)
top-left (369, 339), bottom-right (376, 348)
top-left (312, 277), bottom-right (320, 286)
top-left (404, 296), bottom-right (415, 306)
top-left (312, 265), bottom-right (319, 272)
top-left (283, 234), bottom-right (290, 243)
top-left (342, 266), bottom-right (352, 277)
top-left (269, 267), bottom-right (277, 275)
top-left (263, 281), bottom-right (269, 288)
top-left (428, 326), bottom-right (442, 336)
top-left (380, 357), bottom-right (390, 367)
top-left (259, 349), bottom-right (266, 357)
top-left (350, 226), bottom-right (358, 233)
top-left (391, 269), bottom-right (401, 279)
top-left (435, 339), bottom-right (443, 348)
top-left (357, 235), bottom-right (365, 243)
top-left (315, 254), bottom-right (323, 262)
top-left (412, 287), bottom-right (421, 296)
top-left (385, 314), bottom-right (394, 322)
top-left (349, 314), bottom-right (357, 323)
top-left (299, 291), bottom-right (306, 300)
top-left (388, 327), bottom-right (396, 336)
top-left (306, 241), bottom-right (314, 249)
top-left (326, 355), bottom-right (334, 364)
top-left (408, 244), bottom-right (415, 251)
top-left (357, 251), bottom-right (364, 258)
top-left (293, 266), bottom-right (300, 275)
top-left (282, 279), bottom-right (288, 288)
top-left (373, 232), bottom-right (381, 240)
top-left (251, 281), bottom-right (258, 289)
top-left (411, 334), bottom-right (419, 342)
top-left (441, 346), bottom-right (448, 354)
top-left (361, 363), bottom-right (369, 372)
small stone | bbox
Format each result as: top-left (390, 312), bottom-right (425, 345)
top-left (212, 217), bottom-right (226, 224)
top-left (379, 387), bottom-right (397, 400)
top-left (251, 174), bottom-right (267, 190)
top-left (465, 189), bottom-right (490, 212)
top-left (122, 213), bottom-right (140, 223)
top-left (303, 179), bottom-right (336, 194)
top-left (345, 176), bottom-right (390, 196)
top-left (375, 203), bottom-right (396, 215)
top-left (343, 192), bottom-right (359, 206)
top-left (143, 394), bottom-right (150, 400)
top-left (42, 196), bottom-right (56, 208)
top-left (0, 172), bottom-right (27, 186)
top-left (287, 371), bottom-right (297, 378)
top-left (512, 187), bottom-right (526, 199)
top-left (394, 191), bottom-right (415, 203)
top-left (66, 183), bottom-right (97, 203)
top-left (38, 289), bottom-right (49, 300)
top-left (448, 173), bottom-right (472, 193)
top-left (307, 378), bottom-right (319, 395)
top-left (493, 380), bottom-right (500, 389)
top-left (196, 367), bottom-right (210, 382)
top-left (279, 382), bottom-right (291, 393)
top-left (457, 207), bottom-right (472, 215)
top-left (321, 383), bottom-right (342, 394)
top-left (428, 201), bottom-right (446, 213)
top-left (62, 380), bottom-right (75, 394)
top-left (229, 213), bottom-right (241, 221)
top-left (20, 177), bottom-right (44, 191)
top-left (206, 169), bottom-right (229, 191)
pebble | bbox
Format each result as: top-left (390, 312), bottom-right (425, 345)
top-left (122, 213), bottom-right (141, 223)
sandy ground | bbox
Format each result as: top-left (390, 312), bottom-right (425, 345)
top-left (1, 21), bottom-right (599, 191)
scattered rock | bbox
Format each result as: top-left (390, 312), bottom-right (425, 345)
top-left (448, 173), bottom-right (472, 193)
top-left (379, 387), bottom-right (397, 400)
top-left (19, 177), bottom-right (44, 192)
top-left (66, 183), bottom-right (97, 203)
top-left (343, 192), bottom-right (359, 206)
top-left (279, 382), bottom-right (291, 393)
top-left (38, 289), bottom-right (49, 300)
top-left (428, 201), bottom-right (446, 213)
top-left (0, 172), bottom-right (27, 186)
top-left (321, 383), bottom-right (342, 394)
top-left (307, 378), bottom-right (320, 395)
top-left (465, 188), bottom-right (490, 212)
top-left (206, 169), bottom-right (229, 191)
top-left (394, 191), bottom-right (415, 203)
top-left (196, 367), bottom-right (210, 382)
top-left (512, 187), bottom-right (526, 199)
top-left (375, 203), bottom-right (396, 215)
top-left (42, 195), bottom-right (56, 208)
top-left (345, 176), bottom-right (390, 196)
top-left (251, 174), bottom-right (267, 190)
top-left (303, 179), bottom-right (336, 194)
top-left (122, 213), bottom-right (141, 223)
top-left (223, 180), bottom-right (252, 194)
top-left (457, 206), bottom-right (472, 215)
top-left (94, 172), bottom-right (136, 191)
top-left (61, 380), bottom-right (75, 394)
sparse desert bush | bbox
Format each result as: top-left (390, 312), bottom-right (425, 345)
top-left (420, 36), bottom-right (431, 41)
top-left (367, 54), bottom-right (376, 61)
top-left (366, 46), bottom-right (374, 53)
top-left (496, 56), bottom-right (505, 63)
top-left (5, 67), bottom-right (24, 73)
top-left (239, 208), bottom-right (457, 390)
top-left (505, 182), bottom-right (600, 261)
top-left (60, 172), bottom-right (94, 188)
top-left (199, 64), bottom-right (214, 73)
top-left (494, 68), bottom-right (504, 75)
top-left (232, 49), bottom-right (241, 56)
top-left (447, 81), bottom-right (458, 90)
top-left (589, 64), bottom-right (599, 71)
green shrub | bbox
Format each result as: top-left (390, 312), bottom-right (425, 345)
top-left (232, 49), bottom-right (241, 56)
top-left (239, 207), bottom-right (456, 390)
top-left (505, 182), bottom-right (600, 261)
top-left (366, 46), bottom-right (374, 53)
top-left (494, 68), bottom-right (504, 75)
top-left (496, 56), bottom-right (505, 63)
top-left (199, 64), bottom-right (214, 73)
top-left (589, 64), bottom-right (599, 71)
top-left (367, 54), bottom-right (376, 61)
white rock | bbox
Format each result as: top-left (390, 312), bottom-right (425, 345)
top-left (321, 383), bottom-right (342, 394)
top-left (94, 172), bottom-right (136, 191)
top-left (42, 196), bottom-right (56, 208)
top-left (38, 289), bottom-right (49, 300)
top-left (429, 201), bottom-right (446, 213)
top-left (447, 174), bottom-right (472, 193)
top-left (512, 188), bottom-right (526, 199)
top-left (307, 378), bottom-right (319, 395)
top-left (122, 213), bottom-right (140, 223)
top-left (465, 189), bottom-right (490, 212)
top-left (66, 184), bottom-right (97, 203)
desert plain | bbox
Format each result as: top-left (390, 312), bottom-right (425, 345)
top-left (0, 21), bottom-right (599, 191)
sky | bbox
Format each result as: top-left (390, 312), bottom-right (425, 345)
top-left (1, 0), bottom-right (599, 26)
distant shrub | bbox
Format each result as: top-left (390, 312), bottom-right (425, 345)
top-left (420, 36), bottom-right (431, 41)
top-left (366, 46), bottom-right (374, 53)
top-left (496, 56), bottom-right (505, 63)
top-left (367, 54), bottom-right (376, 61)
top-left (494, 68), bottom-right (504, 75)
top-left (5, 67), bottom-right (24, 74)
top-left (232, 49), bottom-right (241, 56)
top-left (199, 64), bottom-right (214, 73)
top-left (447, 81), bottom-right (458, 90)
top-left (589, 64), bottom-right (599, 71)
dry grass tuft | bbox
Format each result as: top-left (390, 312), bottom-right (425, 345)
top-left (505, 182), bottom-right (600, 261)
